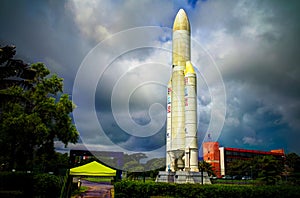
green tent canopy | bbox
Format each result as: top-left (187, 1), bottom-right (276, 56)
top-left (70, 161), bottom-right (116, 176)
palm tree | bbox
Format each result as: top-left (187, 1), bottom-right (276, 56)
top-left (198, 160), bottom-right (215, 177)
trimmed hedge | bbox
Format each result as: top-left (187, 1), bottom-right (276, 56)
top-left (0, 172), bottom-right (33, 196)
top-left (0, 172), bottom-right (61, 197)
top-left (114, 181), bottom-right (300, 198)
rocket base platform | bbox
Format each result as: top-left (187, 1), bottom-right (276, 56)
top-left (155, 171), bottom-right (211, 184)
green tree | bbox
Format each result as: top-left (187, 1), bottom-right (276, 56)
top-left (122, 153), bottom-right (149, 180)
top-left (286, 153), bottom-right (300, 171)
top-left (227, 160), bottom-right (242, 176)
top-left (226, 159), bottom-right (254, 177)
top-left (0, 45), bottom-right (79, 171)
top-left (285, 153), bottom-right (300, 184)
top-left (257, 155), bottom-right (283, 185)
top-left (144, 158), bottom-right (165, 179)
top-left (123, 153), bottom-right (147, 164)
top-left (0, 45), bottom-right (36, 90)
top-left (198, 160), bottom-right (215, 176)
top-left (144, 158), bottom-right (165, 171)
top-left (123, 160), bottom-right (144, 172)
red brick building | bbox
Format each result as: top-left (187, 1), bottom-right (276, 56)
top-left (203, 142), bottom-right (285, 178)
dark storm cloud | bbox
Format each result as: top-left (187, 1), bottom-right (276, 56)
top-left (219, 80), bottom-right (298, 152)
top-left (188, 0), bottom-right (300, 154)
top-left (93, 54), bottom-right (169, 151)
top-left (1, 0), bottom-right (300, 155)
top-left (0, 0), bottom-right (89, 92)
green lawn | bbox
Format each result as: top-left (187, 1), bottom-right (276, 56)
top-left (71, 186), bottom-right (88, 197)
top-left (83, 177), bottom-right (113, 183)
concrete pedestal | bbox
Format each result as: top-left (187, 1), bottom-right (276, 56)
top-left (156, 171), bottom-right (211, 184)
top-left (155, 171), bottom-right (175, 183)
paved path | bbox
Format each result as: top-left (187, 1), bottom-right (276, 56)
top-left (75, 180), bottom-right (113, 198)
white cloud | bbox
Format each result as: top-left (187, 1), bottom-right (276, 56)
top-left (225, 117), bottom-right (240, 127)
top-left (242, 136), bottom-right (263, 146)
top-left (66, 0), bottom-right (174, 42)
top-left (66, 0), bottom-right (111, 42)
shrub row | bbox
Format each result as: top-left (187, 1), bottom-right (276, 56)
top-left (0, 172), bottom-right (33, 196)
top-left (0, 172), bottom-right (61, 197)
top-left (114, 180), bottom-right (300, 198)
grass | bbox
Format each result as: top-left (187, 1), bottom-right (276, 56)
top-left (71, 186), bottom-right (89, 197)
top-left (83, 177), bottom-right (113, 183)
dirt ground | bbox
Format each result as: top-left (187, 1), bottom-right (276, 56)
top-left (74, 179), bottom-right (113, 198)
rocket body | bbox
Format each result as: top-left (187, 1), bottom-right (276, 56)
top-left (166, 9), bottom-right (199, 172)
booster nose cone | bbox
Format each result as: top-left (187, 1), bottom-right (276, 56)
top-left (173, 9), bottom-right (190, 32)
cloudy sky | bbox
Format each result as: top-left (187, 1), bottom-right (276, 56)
top-left (1, 0), bottom-right (300, 163)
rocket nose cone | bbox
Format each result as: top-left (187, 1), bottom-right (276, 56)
top-left (178, 9), bottom-right (186, 16)
top-left (173, 9), bottom-right (190, 32)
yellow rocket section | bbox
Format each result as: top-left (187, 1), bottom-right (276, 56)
top-left (184, 61), bottom-right (198, 172)
top-left (173, 9), bottom-right (190, 32)
top-left (185, 61), bottom-right (195, 75)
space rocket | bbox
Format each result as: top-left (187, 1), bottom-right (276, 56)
top-left (166, 9), bottom-right (199, 172)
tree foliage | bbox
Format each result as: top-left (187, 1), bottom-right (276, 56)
top-left (285, 153), bottom-right (300, 171)
top-left (144, 158), bottom-right (165, 171)
top-left (285, 152), bottom-right (300, 184)
top-left (226, 155), bottom-right (284, 184)
top-left (0, 45), bottom-right (36, 90)
top-left (226, 158), bottom-right (254, 177)
top-left (124, 153), bottom-right (147, 164)
top-left (198, 160), bottom-right (215, 176)
top-left (256, 155), bottom-right (283, 185)
top-left (122, 153), bottom-right (147, 174)
top-left (122, 154), bottom-right (165, 180)
top-left (0, 45), bottom-right (79, 171)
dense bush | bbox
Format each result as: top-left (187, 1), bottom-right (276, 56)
top-left (33, 173), bottom-right (61, 197)
top-left (114, 181), bottom-right (300, 198)
top-left (0, 172), bottom-right (61, 197)
top-left (0, 172), bottom-right (33, 196)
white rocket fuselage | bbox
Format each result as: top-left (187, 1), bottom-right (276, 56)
top-left (166, 9), bottom-right (199, 172)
